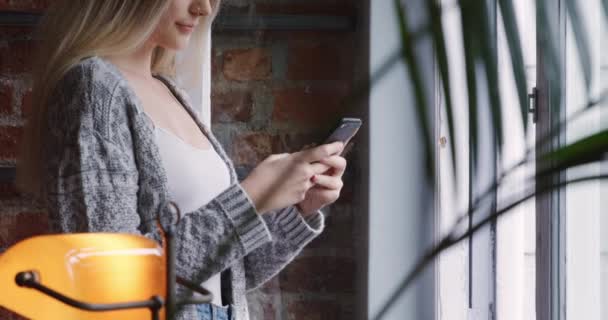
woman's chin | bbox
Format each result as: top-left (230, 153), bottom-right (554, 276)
top-left (161, 40), bottom-right (189, 52)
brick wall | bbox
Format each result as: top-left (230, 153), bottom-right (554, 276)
top-left (0, 0), bottom-right (366, 319)
top-left (0, 2), bottom-right (51, 319)
top-left (214, 1), bottom-right (365, 319)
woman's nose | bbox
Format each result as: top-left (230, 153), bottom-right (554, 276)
top-left (191, 0), bottom-right (212, 16)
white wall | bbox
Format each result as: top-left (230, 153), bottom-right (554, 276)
top-left (564, 1), bottom-right (604, 319)
top-left (600, 4), bottom-right (608, 320)
top-left (368, 0), bottom-right (436, 319)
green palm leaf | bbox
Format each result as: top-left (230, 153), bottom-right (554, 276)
top-left (564, 0), bottom-right (592, 96)
top-left (497, 0), bottom-right (529, 132)
top-left (427, 0), bottom-right (458, 177)
top-left (459, 1), bottom-right (479, 168)
top-left (475, 0), bottom-right (504, 150)
top-left (394, 0), bottom-right (435, 181)
top-left (540, 129), bottom-right (608, 173)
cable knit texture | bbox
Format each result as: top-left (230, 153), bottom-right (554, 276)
top-left (40, 55), bottom-right (326, 320)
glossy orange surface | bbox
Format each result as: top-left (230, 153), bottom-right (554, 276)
top-left (0, 233), bottom-right (166, 319)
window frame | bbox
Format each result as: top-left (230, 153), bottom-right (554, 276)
top-left (535, 1), bottom-right (567, 319)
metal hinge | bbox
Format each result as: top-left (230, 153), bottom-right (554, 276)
top-left (528, 87), bottom-right (538, 123)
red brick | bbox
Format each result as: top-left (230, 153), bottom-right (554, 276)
top-left (285, 299), bottom-right (342, 320)
top-left (0, 80), bottom-right (14, 116)
top-left (0, 26), bottom-right (36, 38)
top-left (0, 40), bottom-right (38, 75)
top-left (0, 182), bottom-right (20, 199)
top-left (211, 89), bottom-right (253, 123)
top-left (287, 43), bottom-right (353, 81)
top-left (0, 126), bottom-right (23, 161)
top-left (230, 132), bottom-right (281, 166)
top-left (0, 211), bottom-right (49, 248)
top-left (272, 86), bottom-right (348, 127)
top-left (223, 48), bottom-right (271, 81)
top-left (20, 87), bottom-right (31, 118)
top-left (0, 0), bottom-right (52, 12)
top-left (308, 213), bottom-right (354, 249)
top-left (289, 32), bottom-right (356, 48)
top-left (279, 256), bottom-right (355, 293)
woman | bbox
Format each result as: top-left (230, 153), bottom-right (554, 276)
top-left (16, 1), bottom-right (347, 319)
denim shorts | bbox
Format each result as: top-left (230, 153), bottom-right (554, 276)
top-left (196, 303), bottom-right (235, 320)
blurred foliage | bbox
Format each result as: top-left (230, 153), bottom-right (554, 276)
top-left (371, 0), bottom-right (608, 319)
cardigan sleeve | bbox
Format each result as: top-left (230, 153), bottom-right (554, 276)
top-left (41, 62), bottom-right (273, 285)
top-left (243, 205), bottom-right (325, 292)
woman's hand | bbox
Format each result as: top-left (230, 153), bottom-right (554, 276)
top-left (295, 152), bottom-right (347, 216)
top-left (240, 141), bottom-right (344, 215)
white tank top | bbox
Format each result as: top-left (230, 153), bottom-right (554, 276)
top-left (154, 125), bottom-right (231, 306)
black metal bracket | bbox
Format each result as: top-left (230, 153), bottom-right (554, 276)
top-left (14, 269), bottom-right (214, 320)
top-left (0, 11), bottom-right (356, 32)
top-left (0, 11), bottom-right (38, 26)
top-left (0, 167), bottom-right (16, 184)
top-left (15, 270), bottom-right (164, 320)
top-left (158, 201), bottom-right (179, 319)
top-left (157, 201), bottom-right (214, 319)
top-left (528, 87), bottom-right (538, 123)
top-left (215, 14), bottom-right (356, 31)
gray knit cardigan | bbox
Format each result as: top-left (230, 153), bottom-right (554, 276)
top-left (41, 55), bottom-right (325, 320)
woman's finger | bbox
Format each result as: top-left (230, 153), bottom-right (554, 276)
top-left (318, 155), bottom-right (347, 177)
top-left (312, 174), bottom-right (343, 190)
top-left (296, 141), bottom-right (344, 163)
top-left (310, 162), bottom-right (332, 175)
top-left (308, 187), bottom-right (341, 204)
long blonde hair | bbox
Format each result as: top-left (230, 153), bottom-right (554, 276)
top-left (17, 0), bottom-right (221, 196)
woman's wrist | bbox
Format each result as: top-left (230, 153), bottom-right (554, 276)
top-left (239, 179), bottom-right (265, 214)
top-left (295, 203), bottom-right (316, 217)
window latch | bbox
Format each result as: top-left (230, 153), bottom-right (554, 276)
top-left (528, 87), bottom-right (538, 124)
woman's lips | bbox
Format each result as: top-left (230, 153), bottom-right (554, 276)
top-left (176, 23), bottom-right (194, 34)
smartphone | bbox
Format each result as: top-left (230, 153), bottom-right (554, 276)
top-left (323, 117), bottom-right (362, 156)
